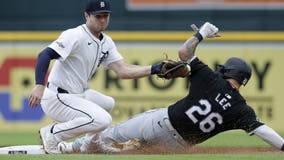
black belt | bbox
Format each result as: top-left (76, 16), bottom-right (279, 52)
top-left (47, 82), bottom-right (69, 94)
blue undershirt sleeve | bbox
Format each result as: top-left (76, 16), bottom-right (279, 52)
top-left (35, 47), bottom-right (61, 85)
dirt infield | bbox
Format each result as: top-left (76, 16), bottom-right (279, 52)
top-left (122, 146), bottom-right (283, 154)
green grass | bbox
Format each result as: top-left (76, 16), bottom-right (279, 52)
top-left (197, 130), bottom-right (272, 148)
top-left (0, 132), bottom-right (40, 146)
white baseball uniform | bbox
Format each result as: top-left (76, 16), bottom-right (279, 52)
top-left (40, 24), bottom-right (123, 141)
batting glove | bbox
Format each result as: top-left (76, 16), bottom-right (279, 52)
top-left (199, 22), bottom-right (219, 38)
top-left (192, 22), bottom-right (219, 41)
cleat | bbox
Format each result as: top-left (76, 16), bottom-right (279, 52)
top-left (39, 124), bottom-right (61, 154)
top-left (58, 141), bottom-right (74, 154)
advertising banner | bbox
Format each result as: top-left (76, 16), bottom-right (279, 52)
top-left (0, 42), bottom-right (283, 132)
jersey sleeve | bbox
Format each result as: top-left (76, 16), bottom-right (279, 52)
top-left (236, 105), bottom-right (264, 134)
top-left (48, 29), bottom-right (78, 61)
top-left (101, 36), bottom-right (123, 69)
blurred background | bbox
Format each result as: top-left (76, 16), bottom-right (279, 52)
top-left (0, 0), bottom-right (284, 147)
top-left (1, 0), bottom-right (284, 31)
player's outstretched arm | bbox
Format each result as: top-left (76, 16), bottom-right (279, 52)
top-left (178, 22), bottom-right (219, 62)
top-left (252, 125), bottom-right (284, 151)
top-left (109, 60), bottom-right (152, 79)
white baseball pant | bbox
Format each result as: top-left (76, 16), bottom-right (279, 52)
top-left (40, 85), bottom-right (114, 141)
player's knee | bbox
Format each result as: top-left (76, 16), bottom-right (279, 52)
top-left (99, 113), bottom-right (112, 130)
top-left (91, 113), bottom-right (112, 131)
top-left (104, 97), bottom-right (115, 112)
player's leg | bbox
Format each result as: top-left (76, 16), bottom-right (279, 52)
top-left (101, 108), bottom-right (187, 151)
top-left (67, 89), bottom-right (115, 153)
top-left (58, 133), bottom-right (92, 153)
top-left (40, 88), bottom-right (112, 154)
top-left (100, 109), bottom-right (158, 144)
top-left (83, 89), bottom-right (115, 112)
top-left (59, 108), bottom-right (185, 153)
top-left (60, 108), bottom-right (158, 153)
top-left (60, 109), bottom-right (151, 153)
top-left (41, 91), bottom-right (112, 140)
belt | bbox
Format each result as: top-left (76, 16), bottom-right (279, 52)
top-left (163, 117), bottom-right (187, 146)
top-left (47, 82), bottom-right (69, 94)
top-left (163, 117), bottom-right (175, 131)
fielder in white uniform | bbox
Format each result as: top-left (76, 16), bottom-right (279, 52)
top-left (28, 0), bottom-right (165, 154)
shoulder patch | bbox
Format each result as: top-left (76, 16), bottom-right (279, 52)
top-left (55, 41), bottom-right (65, 48)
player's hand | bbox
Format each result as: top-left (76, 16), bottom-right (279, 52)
top-left (29, 84), bottom-right (45, 108)
top-left (192, 22), bottom-right (220, 39)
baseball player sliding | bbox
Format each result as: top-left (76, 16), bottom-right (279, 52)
top-left (59, 22), bottom-right (284, 154)
top-left (28, 0), bottom-right (168, 154)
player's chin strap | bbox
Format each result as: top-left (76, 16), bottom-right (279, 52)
top-left (252, 125), bottom-right (284, 151)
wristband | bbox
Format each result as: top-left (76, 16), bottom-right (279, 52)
top-left (194, 32), bottom-right (203, 42)
top-left (151, 62), bottom-right (164, 75)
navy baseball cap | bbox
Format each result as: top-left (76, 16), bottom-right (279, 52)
top-left (85, 0), bottom-right (111, 14)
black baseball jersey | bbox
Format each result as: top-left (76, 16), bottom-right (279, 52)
top-left (168, 57), bottom-right (263, 145)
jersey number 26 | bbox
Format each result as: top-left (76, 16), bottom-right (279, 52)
top-left (185, 99), bottom-right (223, 133)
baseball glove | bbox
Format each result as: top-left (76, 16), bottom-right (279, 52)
top-left (157, 60), bottom-right (191, 79)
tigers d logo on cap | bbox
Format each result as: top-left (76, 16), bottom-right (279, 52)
top-left (85, 0), bottom-right (111, 14)
top-left (100, 1), bottom-right (105, 8)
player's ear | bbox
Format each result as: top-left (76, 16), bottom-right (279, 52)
top-left (84, 12), bottom-right (90, 19)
